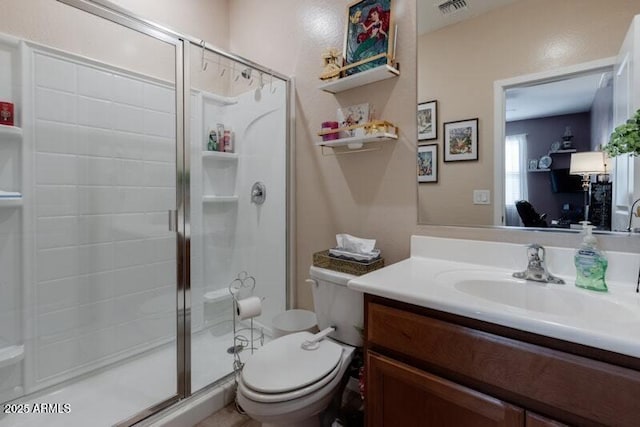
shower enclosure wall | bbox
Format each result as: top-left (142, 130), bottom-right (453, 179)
top-left (0, 1), bottom-right (290, 426)
top-left (189, 44), bottom-right (288, 394)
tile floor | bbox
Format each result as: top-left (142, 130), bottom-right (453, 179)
top-left (195, 404), bottom-right (259, 427)
top-left (197, 379), bottom-right (364, 427)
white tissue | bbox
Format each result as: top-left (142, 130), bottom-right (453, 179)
top-left (336, 233), bottom-right (376, 254)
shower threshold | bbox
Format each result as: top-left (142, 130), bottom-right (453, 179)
top-left (0, 328), bottom-right (238, 427)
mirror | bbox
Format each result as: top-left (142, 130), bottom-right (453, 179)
top-left (500, 66), bottom-right (614, 231)
top-left (417, 0), bottom-right (640, 231)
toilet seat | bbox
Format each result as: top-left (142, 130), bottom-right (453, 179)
top-left (241, 331), bottom-right (343, 394)
top-left (238, 356), bottom-right (342, 403)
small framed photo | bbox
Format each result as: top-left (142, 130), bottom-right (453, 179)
top-left (418, 100), bottom-right (437, 141)
top-left (417, 144), bottom-right (438, 183)
top-left (443, 118), bottom-right (479, 162)
top-left (337, 103), bottom-right (370, 137)
top-left (343, 0), bottom-right (394, 76)
top-left (528, 159), bottom-right (538, 171)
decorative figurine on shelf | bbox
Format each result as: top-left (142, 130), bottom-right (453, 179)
top-left (320, 48), bottom-right (342, 81)
top-left (562, 126), bottom-right (574, 149)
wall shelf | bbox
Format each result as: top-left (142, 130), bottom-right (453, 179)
top-left (318, 64), bottom-right (400, 94)
top-left (201, 91), bottom-right (238, 106)
top-left (549, 149), bottom-right (576, 155)
top-left (317, 132), bottom-right (398, 149)
top-left (317, 120), bottom-right (398, 149)
top-left (0, 125), bottom-right (22, 140)
top-left (0, 344), bottom-right (24, 369)
top-left (529, 168), bottom-right (550, 172)
top-left (202, 151), bottom-right (239, 160)
top-left (202, 195), bottom-right (239, 204)
top-left (0, 197), bottom-right (23, 207)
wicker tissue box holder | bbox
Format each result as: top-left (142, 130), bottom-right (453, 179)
top-left (312, 250), bottom-right (384, 276)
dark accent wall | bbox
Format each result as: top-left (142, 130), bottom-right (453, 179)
top-left (507, 112), bottom-right (591, 223)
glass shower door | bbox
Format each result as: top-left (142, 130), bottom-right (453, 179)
top-left (0, 2), bottom-right (181, 425)
top-left (188, 42), bottom-right (288, 393)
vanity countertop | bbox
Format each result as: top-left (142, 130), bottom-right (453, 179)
top-left (348, 236), bottom-right (640, 359)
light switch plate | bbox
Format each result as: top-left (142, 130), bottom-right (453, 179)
top-left (473, 190), bottom-right (491, 205)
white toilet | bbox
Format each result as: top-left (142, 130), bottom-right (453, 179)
top-left (236, 266), bottom-right (363, 427)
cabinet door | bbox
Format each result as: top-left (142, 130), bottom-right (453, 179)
top-left (526, 412), bottom-right (569, 427)
top-left (367, 351), bottom-right (524, 427)
top-left (612, 14), bottom-right (640, 230)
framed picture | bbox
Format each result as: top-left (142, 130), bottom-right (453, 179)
top-left (418, 100), bottom-right (437, 141)
top-left (443, 118), bottom-right (479, 162)
top-left (417, 144), bottom-right (438, 183)
top-left (343, 0), bottom-right (394, 76)
top-left (337, 103), bottom-right (370, 137)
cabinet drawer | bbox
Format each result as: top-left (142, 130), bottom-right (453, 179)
top-left (367, 302), bottom-right (640, 426)
top-left (367, 351), bottom-right (524, 427)
top-left (525, 412), bottom-right (568, 427)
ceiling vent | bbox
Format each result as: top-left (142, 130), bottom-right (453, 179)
top-left (437, 0), bottom-right (468, 15)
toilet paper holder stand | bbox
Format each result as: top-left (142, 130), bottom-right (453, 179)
top-left (228, 271), bottom-right (264, 373)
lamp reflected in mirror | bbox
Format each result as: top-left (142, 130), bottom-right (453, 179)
top-left (569, 151), bottom-right (608, 226)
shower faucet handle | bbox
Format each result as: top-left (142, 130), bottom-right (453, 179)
top-left (251, 182), bottom-right (266, 205)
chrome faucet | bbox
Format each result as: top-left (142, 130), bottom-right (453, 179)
top-left (513, 244), bottom-right (565, 284)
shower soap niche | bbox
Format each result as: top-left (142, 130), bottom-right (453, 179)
top-left (0, 343), bottom-right (24, 369)
top-left (202, 151), bottom-right (239, 160)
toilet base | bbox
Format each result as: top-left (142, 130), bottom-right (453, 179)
top-left (261, 417), bottom-right (320, 427)
top-left (237, 343), bottom-right (355, 427)
top-left (237, 380), bottom-right (334, 426)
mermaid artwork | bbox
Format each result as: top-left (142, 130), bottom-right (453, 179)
top-left (347, 3), bottom-right (391, 75)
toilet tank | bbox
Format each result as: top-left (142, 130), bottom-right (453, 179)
top-left (309, 266), bottom-right (363, 347)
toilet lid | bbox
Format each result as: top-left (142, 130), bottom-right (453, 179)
top-left (242, 331), bottom-right (343, 394)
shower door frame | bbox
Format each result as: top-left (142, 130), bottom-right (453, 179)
top-left (54, 1), bottom-right (294, 425)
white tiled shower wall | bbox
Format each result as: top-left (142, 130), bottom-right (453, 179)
top-left (30, 50), bottom-right (176, 389)
top-left (190, 81), bottom-right (287, 337)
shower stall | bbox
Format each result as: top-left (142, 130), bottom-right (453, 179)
top-left (0, 1), bottom-right (291, 426)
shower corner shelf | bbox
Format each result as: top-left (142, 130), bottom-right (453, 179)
top-left (0, 344), bottom-right (24, 368)
top-left (0, 197), bottom-right (23, 207)
top-left (318, 63), bottom-right (400, 94)
top-left (203, 195), bottom-right (239, 203)
top-left (0, 124), bottom-right (23, 140)
top-left (201, 91), bottom-right (238, 106)
top-left (202, 151), bottom-right (239, 160)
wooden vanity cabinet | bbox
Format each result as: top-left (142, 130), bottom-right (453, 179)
top-left (364, 295), bottom-right (640, 427)
top-left (367, 351), bottom-right (524, 426)
top-left (525, 413), bottom-right (568, 427)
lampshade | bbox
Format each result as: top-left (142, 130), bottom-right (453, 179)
top-left (569, 152), bottom-right (607, 175)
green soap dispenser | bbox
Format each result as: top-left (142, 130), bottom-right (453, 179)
top-left (574, 223), bottom-right (608, 292)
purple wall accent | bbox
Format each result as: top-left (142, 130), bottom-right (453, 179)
top-left (506, 112), bottom-right (591, 223)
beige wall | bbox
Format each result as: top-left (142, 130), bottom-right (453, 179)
top-left (228, 0), bottom-right (418, 309)
top-left (0, 0), bottom-right (177, 82)
top-left (417, 0), bottom-right (640, 226)
top-left (8, 1), bottom-right (637, 312)
top-left (227, 0), bottom-right (640, 310)
top-left (110, 0), bottom-right (230, 51)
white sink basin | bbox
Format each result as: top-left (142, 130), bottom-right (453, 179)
top-left (348, 236), bottom-right (640, 358)
top-left (434, 270), bottom-right (634, 320)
